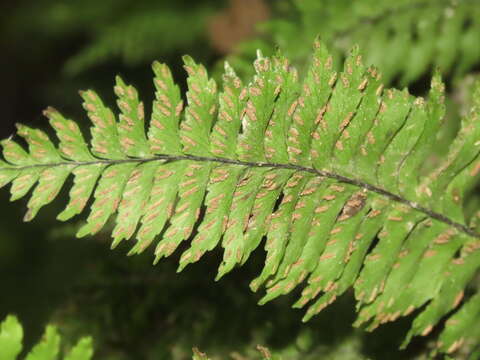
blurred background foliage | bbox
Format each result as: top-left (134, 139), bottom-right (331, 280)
top-left (222, 0), bottom-right (480, 87)
top-left (0, 0), bottom-right (479, 358)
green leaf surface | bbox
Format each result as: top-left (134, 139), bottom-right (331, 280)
top-left (0, 315), bottom-right (23, 360)
top-left (0, 316), bottom-right (94, 360)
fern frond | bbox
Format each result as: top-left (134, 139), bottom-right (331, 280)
top-left (229, 0), bottom-right (480, 84)
top-left (64, 8), bottom-right (213, 74)
top-left (1, 41), bottom-right (479, 355)
top-left (0, 315), bottom-right (93, 360)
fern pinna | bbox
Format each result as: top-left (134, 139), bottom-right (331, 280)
top-left (0, 315), bottom-right (93, 360)
top-left (1, 40), bottom-right (479, 355)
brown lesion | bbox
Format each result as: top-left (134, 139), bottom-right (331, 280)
top-left (338, 190), bottom-right (367, 221)
top-left (208, 0), bottom-right (270, 54)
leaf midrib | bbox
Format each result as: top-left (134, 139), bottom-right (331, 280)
top-left (2, 153), bottom-right (478, 239)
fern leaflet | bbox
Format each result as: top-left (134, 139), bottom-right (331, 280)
top-left (0, 315), bottom-right (93, 360)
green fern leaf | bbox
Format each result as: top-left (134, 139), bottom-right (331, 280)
top-left (1, 41), bottom-right (479, 355)
top-left (192, 348), bottom-right (211, 360)
top-left (0, 315), bottom-right (93, 360)
top-left (0, 315), bottom-right (23, 360)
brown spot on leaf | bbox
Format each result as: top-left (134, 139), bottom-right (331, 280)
top-left (330, 185), bottom-right (345, 192)
top-left (421, 325), bottom-right (433, 336)
top-left (470, 161), bottom-right (480, 177)
top-left (320, 252), bottom-right (334, 260)
top-left (423, 249), bottom-right (437, 258)
top-left (388, 216), bottom-right (403, 222)
top-left (453, 291), bottom-right (464, 308)
top-left (358, 78), bottom-right (368, 91)
top-left (338, 191), bottom-right (367, 220)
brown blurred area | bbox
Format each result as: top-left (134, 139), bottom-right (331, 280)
top-left (208, 0), bottom-right (269, 54)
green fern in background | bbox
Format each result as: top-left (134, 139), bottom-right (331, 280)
top-left (9, 0), bottom-right (480, 86)
top-left (4, 314), bottom-right (349, 360)
top-left (227, 0), bottom-right (480, 85)
top-left (3, 0), bottom-right (220, 75)
top-left (1, 41), bottom-right (479, 357)
top-left (0, 315), bottom-right (93, 360)
top-left (0, 316), bottom-right (216, 360)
